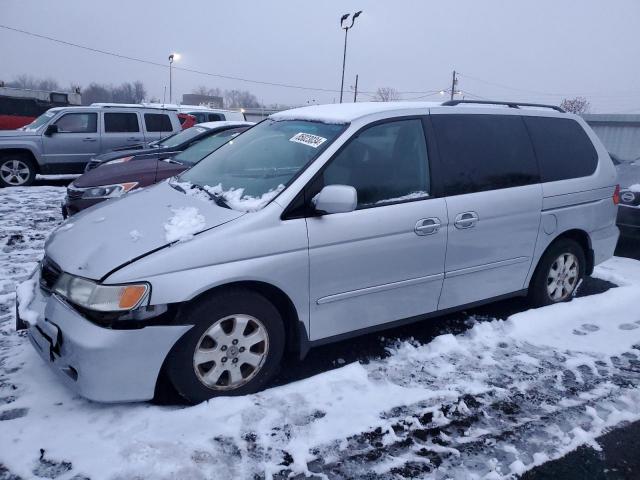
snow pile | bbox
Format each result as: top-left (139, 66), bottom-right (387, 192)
top-left (129, 229), bottom-right (143, 242)
top-left (205, 183), bottom-right (285, 212)
top-left (372, 191), bottom-right (429, 205)
top-left (628, 183), bottom-right (640, 193)
top-left (170, 178), bottom-right (283, 212)
top-left (164, 206), bottom-right (206, 243)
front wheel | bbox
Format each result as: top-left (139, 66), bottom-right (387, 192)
top-left (529, 238), bottom-right (586, 307)
top-left (0, 155), bottom-right (37, 187)
top-left (166, 289), bottom-right (285, 404)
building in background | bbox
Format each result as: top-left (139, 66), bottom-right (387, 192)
top-left (583, 114), bottom-right (640, 161)
top-left (0, 86), bottom-right (82, 130)
top-left (181, 93), bottom-right (223, 109)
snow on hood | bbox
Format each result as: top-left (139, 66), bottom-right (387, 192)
top-left (0, 129), bottom-right (39, 137)
top-left (44, 181), bottom-right (244, 280)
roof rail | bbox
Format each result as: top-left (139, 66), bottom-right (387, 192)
top-left (90, 103), bottom-right (178, 111)
top-left (441, 100), bottom-right (565, 113)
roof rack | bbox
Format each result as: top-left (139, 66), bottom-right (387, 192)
top-left (441, 100), bottom-right (565, 113)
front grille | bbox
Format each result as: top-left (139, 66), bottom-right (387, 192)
top-left (40, 256), bottom-right (62, 292)
top-left (66, 186), bottom-right (84, 200)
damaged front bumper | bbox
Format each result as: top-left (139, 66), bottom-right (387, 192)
top-left (15, 269), bottom-right (191, 402)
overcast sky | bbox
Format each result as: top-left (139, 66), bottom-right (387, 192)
top-left (2, 0), bottom-right (639, 112)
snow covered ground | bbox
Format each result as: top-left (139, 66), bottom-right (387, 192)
top-left (1, 186), bottom-right (640, 480)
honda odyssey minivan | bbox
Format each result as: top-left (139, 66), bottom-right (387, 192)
top-left (17, 100), bottom-right (619, 403)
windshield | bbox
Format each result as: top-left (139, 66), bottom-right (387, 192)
top-left (158, 126), bottom-right (208, 148)
top-left (174, 128), bottom-right (247, 165)
top-left (22, 110), bottom-right (57, 131)
top-left (178, 119), bottom-right (345, 211)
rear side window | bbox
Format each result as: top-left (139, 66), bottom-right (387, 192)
top-left (104, 112), bottom-right (139, 133)
top-left (208, 113), bottom-right (224, 121)
top-left (523, 117), bottom-right (597, 182)
top-left (144, 113), bottom-right (173, 132)
top-left (432, 114), bottom-right (539, 195)
top-left (319, 119), bottom-right (430, 208)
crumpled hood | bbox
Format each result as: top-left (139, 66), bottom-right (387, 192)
top-left (45, 181), bottom-right (244, 280)
top-left (0, 129), bottom-right (39, 138)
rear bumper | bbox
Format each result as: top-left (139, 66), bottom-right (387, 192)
top-left (17, 273), bottom-right (190, 402)
top-left (617, 205), bottom-right (640, 238)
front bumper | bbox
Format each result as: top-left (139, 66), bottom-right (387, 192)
top-left (61, 195), bottom-right (106, 218)
top-left (617, 204), bottom-right (640, 238)
top-left (17, 274), bottom-right (191, 402)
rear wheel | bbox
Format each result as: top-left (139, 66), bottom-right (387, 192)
top-left (529, 238), bottom-right (586, 307)
top-left (166, 289), bottom-right (285, 404)
top-left (0, 155), bottom-right (36, 187)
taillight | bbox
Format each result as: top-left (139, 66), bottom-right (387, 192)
top-left (613, 184), bottom-right (620, 205)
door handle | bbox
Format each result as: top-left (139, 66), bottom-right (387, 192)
top-left (454, 211), bottom-right (479, 229)
top-left (82, 137), bottom-right (97, 142)
top-left (415, 217), bottom-right (441, 236)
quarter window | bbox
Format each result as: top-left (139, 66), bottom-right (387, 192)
top-left (104, 112), bottom-right (139, 133)
top-left (432, 114), bottom-right (539, 195)
top-left (144, 113), bottom-right (173, 132)
top-left (54, 113), bottom-right (97, 133)
top-left (523, 116), bottom-right (597, 182)
top-left (319, 119), bottom-right (430, 208)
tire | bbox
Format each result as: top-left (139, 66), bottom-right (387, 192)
top-left (529, 238), bottom-right (586, 307)
top-left (166, 288), bottom-right (285, 404)
top-left (0, 154), bottom-right (37, 187)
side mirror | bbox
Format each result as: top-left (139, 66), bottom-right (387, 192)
top-left (44, 124), bottom-right (59, 136)
top-left (313, 185), bottom-right (357, 215)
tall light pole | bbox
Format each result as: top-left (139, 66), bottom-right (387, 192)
top-left (168, 53), bottom-right (180, 104)
top-left (339, 11), bottom-right (362, 104)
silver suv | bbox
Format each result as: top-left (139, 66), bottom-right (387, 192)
top-left (17, 100), bottom-right (619, 403)
top-left (0, 104), bottom-right (181, 187)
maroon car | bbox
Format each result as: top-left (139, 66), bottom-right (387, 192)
top-left (63, 125), bottom-right (249, 217)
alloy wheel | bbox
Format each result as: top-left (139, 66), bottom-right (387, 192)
top-left (193, 314), bottom-right (269, 390)
top-left (0, 159), bottom-right (31, 186)
top-left (546, 252), bottom-right (579, 301)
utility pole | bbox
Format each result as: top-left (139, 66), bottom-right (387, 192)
top-left (353, 74), bottom-right (359, 103)
top-left (450, 70), bottom-right (457, 101)
top-left (339, 11), bottom-right (362, 103)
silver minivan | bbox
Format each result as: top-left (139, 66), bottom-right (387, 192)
top-left (17, 100), bottom-right (620, 403)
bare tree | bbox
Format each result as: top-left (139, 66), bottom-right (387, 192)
top-left (81, 81), bottom-right (148, 105)
top-left (224, 89), bottom-right (261, 108)
top-left (192, 85), bottom-right (223, 98)
top-left (373, 87), bottom-right (400, 102)
top-left (7, 74), bottom-right (61, 91)
top-left (560, 96), bottom-right (590, 114)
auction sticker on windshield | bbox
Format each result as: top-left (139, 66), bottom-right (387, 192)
top-left (289, 132), bottom-right (327, 148)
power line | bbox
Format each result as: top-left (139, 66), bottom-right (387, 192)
top-left (459, 72), bottom-right (640, 99)
top-left (0, 24), bottom-right (448, 97)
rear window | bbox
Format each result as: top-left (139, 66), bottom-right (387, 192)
top-left (523, 117), bottom-right (598, 182)
top-left (104, 112), bottom-right (139, 133)
top-left (144, 113), bottom-right (173, 132)
top-left (432, 114), bottom-right (539, 195)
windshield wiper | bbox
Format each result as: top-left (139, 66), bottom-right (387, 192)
top-left (189, 183), bottom-right (230, 209)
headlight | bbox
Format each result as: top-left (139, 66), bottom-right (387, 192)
top-left (53, 273), bottom-right (149, 311)
top-left (81, 182), bottom-right (138, 199)
top-left (105, 156), bottom-right (134, 165)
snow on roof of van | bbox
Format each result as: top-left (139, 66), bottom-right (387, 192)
top-left (195, 121), bottom-right (254, 129)
top-left (270, 102), bottom-right (442, 124)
